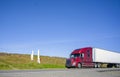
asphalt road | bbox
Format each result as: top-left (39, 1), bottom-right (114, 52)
top-left (0, 68), bottom-right (120, 77)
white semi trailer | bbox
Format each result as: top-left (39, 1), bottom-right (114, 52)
top-left (93, 48), bottom-right (120, 68)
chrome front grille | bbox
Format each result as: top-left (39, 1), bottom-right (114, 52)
top-left (66, 59), bottom-right (71, 67)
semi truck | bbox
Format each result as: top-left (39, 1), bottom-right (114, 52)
top-left (65, 47), bottom-right (120, 68)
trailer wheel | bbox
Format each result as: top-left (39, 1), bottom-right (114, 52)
top-left (107, 64), bottom-right (113, 68)
top-left (78, 63), bottom-right (82, 68)
top-left (98, 64), bottom-right (101, 68)
top-left (118, 64), bottom-right (120, 68)
top-left (115, 64), bottom-right (120, 68)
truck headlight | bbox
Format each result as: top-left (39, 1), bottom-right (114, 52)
top-left (72, 62), bottom-right (76, 66)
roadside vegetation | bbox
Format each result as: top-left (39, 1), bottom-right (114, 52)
top-left (0, 53), bottom-right (66, 70)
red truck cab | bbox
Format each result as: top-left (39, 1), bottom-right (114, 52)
top-left (65, 47), bottom-right (94, 68)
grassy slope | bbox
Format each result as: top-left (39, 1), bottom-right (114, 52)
top-left (0, 53), bottom-right (66, 70)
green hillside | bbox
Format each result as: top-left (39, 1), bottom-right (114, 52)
top-left (0, 53), bottom-right (66, 70)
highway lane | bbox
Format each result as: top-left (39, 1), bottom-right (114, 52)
top-left (0, 68), bottom-right (120, 77)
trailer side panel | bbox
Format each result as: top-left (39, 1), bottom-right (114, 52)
top-left (92, 48), bottom-right (120, 64)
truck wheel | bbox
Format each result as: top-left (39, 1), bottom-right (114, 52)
top-left (94, 63), bottom-right (101, 68)
top-left (116, 64), bottom-right (120, 68)
top-left (78, 63), bottom-right (82, 68)
top-left (118, 64), bottom-right (120, 68)
top-left (98, 64), bottom-right (101, 68)
top-left (94, 64), bottom-right (98, 68)
top-left (107, 64), bottom-right (113, 68)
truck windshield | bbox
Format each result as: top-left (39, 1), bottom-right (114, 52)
top-left (70, 54), bottom-right (80, 58)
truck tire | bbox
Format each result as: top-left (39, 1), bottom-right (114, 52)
top-left (98, 63), bottom-right (101, 68)
top-left (118, 64), bottom-right (120, 68)
top-left (94, 64), bottom-right (98, 68)
top-left (78, 63), bottom-right (82, 68)
top-left (94, 63), bottom-right (101, 68)
top-left (115, 64), bottom-right (120, 68)
top-left (107, 64), bottom-right (113, 68)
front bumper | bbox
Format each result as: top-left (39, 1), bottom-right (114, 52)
top-left (65, 59), bottom-right (76, 68)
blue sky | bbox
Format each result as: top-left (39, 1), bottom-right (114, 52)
top-left (0, 0), bottom-right (120, 57)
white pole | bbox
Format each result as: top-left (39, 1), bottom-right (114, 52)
top-left (31, 50), bottom-right (34, 61)
top-left (37, 49), bottom-right (40, 64)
